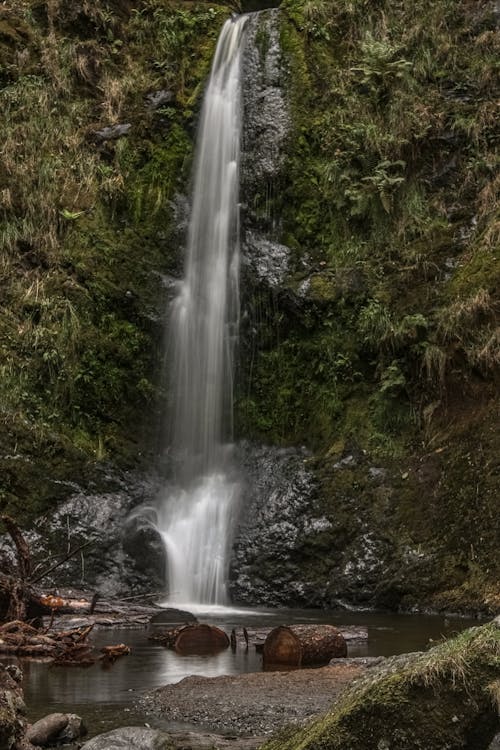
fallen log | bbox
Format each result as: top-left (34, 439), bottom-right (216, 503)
top-left (150, 624), bottom-right (230, 655)
top-left (263, 625), bottom-right (347, 667)
top-left (39, 594), bottom-right (93, 613)
top-left (175, 624), bottom-right (229, 655)
top-left (100, 644), bottom-right (131, 664)
top-left (149, 625), bottom-right (185, 648)
top-left (0, 620), bottom-right (97, 664)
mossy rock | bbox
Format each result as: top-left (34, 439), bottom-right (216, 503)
top-left (262, 622), bottom-right (500, 750)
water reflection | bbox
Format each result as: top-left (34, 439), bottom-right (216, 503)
top-left (2, 609), bottom-right (478, 726)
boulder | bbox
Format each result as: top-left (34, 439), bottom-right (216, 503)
top-left (27, 714), bottom-right (69, 746)
top-left (23, 472), bottom-right (165, 598)
top-left (149, 608), bottom-right (197, 626)
top-left (27, 712), bottom-right (86, 746)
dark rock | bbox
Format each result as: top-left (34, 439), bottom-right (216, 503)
top-left (27, 714), bottom-right (69, 746)
top-left (24, 471), bottom-right (165, 598)
top-left (4, 665), bottom-right (22, 684)
top-left (230, 444), bottom-right (325, 607)
top-left (228, 443), bottom-right (418, 610)
top-left (93, 123), bottom-right (132, 141)
top-left (80, 727), bottom-right (174, 750)
top-left (57, 713), bottom-right (87, 743)
top-left (146, 90), bottom-right (174, 109)
top-left (0, 664), bottom-right (27, 749)
top-left (241, 10), bottom-right (289, 230)
top-left (149, 608), bottom-right (197, 626)
top-left (242, 232), bottom-right (290, 288)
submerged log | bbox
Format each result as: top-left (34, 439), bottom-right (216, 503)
top-left (150, 624), bottom-right (229, 654)
top-left (100, 643), bottom-right (130, 664)
top-left (263, 625), bottom-right (347, 667)
top-left (0, 619), bottom-right (97, 664)
top-left (148, 625), bottom-right (186, 648)
top-left (175, 624), bottom-right (229, 655)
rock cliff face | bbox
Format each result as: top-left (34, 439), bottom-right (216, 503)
top-left (0, 0), bottom-right (498, 614)
top-left (231, 0), bottom-right (499, 615)
top-left (0, 665), bottom-right (28, 750)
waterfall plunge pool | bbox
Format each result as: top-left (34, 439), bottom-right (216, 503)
top-left (5, 608), bottom-right (479, 739)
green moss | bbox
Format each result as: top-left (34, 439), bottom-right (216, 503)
top-left (235, 0), bottom-right (499, 614)
top-left (448, 244), bottom-right (500, 299)
top-left (240, 0), bottom-right (498, 448)
top-left (0, 0), bottom-right (233, 516)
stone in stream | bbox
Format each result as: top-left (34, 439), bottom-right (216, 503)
top-left (81, 727), bottom-right (174, 750)
top-left (150, 624), bottom-right (230, 654)
top-left (149, 608), bottom-right (197, 626)
top-left (27, 712), bottom-right (87, 746)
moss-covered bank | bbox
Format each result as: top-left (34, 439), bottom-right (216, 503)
top-left (234, 0), bottom-right (499, 613)
top-left (0, 0), bottom-right (231, 517)
top-left (262, 620), bottom-right (500, 750)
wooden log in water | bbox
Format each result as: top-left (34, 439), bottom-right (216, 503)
top-left (100, 643), bottom-right (131, 663)
top-left (263, 624), bottom-right (347, 667)
top-left (174, 624), bottom-right (230, 655)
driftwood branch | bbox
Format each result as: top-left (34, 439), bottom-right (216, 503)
top-left (31, 540), bottom-right (93, 584)
top-left (1, 515), bottom-right (32, 580)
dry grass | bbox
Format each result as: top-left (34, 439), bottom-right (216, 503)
top-left (422, 343), bottom-right (447, 386)
top-left (438, 289), bottom-right (497, 343)
top-left (408, 623), bottom-right (500, 691)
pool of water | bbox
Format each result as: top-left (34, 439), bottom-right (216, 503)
top-left (4, 608), bottom-right (479, 737)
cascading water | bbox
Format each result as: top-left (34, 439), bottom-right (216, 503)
top-left (155, 16), bottom-right (249, 609)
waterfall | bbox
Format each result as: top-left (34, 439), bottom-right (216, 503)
top-left (155, 15), bottom-right (248, 609)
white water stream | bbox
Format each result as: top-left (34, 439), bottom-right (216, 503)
top-left (156, 16), bottom-right (249, 608)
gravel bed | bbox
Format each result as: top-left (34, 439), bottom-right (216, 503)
top-left (143, 664), bottom-right (365, 736)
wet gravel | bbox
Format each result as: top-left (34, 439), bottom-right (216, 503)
top-left (143, 664), bottom-right (364, 736)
